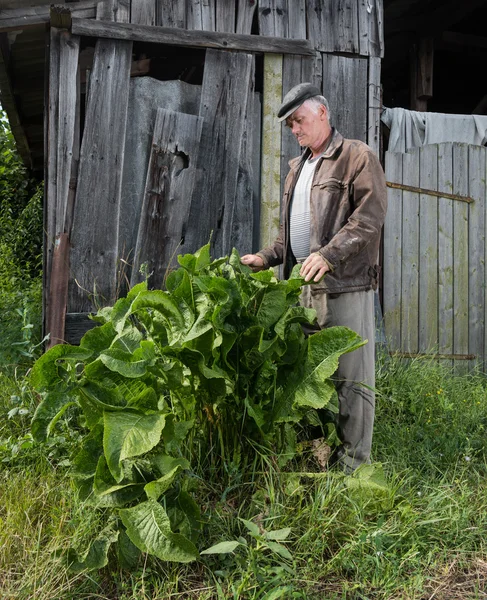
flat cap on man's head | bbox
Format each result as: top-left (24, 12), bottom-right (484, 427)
top-left (277, 82), bottom-right (322, 122)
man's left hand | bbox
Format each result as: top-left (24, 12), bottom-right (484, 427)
top-left (300, 253), bottom-right (331, 282)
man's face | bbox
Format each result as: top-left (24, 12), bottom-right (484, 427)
top-left (285, 102), bottom-right (330, 150)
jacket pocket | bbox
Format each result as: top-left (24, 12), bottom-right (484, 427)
top-left (313, 177), bottom-right (347, 192)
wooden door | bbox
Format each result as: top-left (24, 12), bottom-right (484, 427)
top-left (383, 143), bottom-right (487, 371)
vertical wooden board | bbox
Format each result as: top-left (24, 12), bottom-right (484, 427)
top-left (260, 53), bottom-right (283, 251)
top-left (232, 58), bottom-right (259, 255)
top-left (56, 31), bottom-right (80, 234)
top-left (305, 0), bottom-right (334, 52)
top-left (367, 56), bottom-right (381, 156)
top-left (69, 39), bottom-right (133, 313)
top-left (383, 151), bottom-right (402, 351)
top-left (156, 0), bottom-right (186, 27)
top-left (181, 49), bottom-right (253, 258)
top-left (216, 0), bottom-right (236, 32)
top-left (258, 0), bottom-right (288, 38)
top-left (400, 150), bottom-right (420, 354)
top-left (452, 144), bottom-right (469, 372)
top-left (187, 0), bottom-right (216, 31)
top-left (336, 0), bottom-right (359, 54)
top-left (236, 0), bottom-right (257, 34)
top-left (251, 90), bottom-right (262, 252)
top-left (358, 0), bottom-right (384, 57)
top-left (322, 54), bottom-right (367, 142)
top-left (301, 49), bottom-right (323, 89)
top-left (46, 27), bottom-right (60, 289)
top-left (131, 108), bottom-right (204, 288)
top-left (418, 145), bottom-right (438, 353)
top-left (287, 0), bottom-right (306, 39)
top-left (131, 0), bottom-right (156, 25)
top-left (97, 0), bottom-right (130, 22)
top-left (437, 143), bottom-right (454, 368)
top-left (468, 145), bottom-right (486, 370)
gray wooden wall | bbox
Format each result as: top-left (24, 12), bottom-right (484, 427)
top-left (45, 0), bottom-right (384, 344)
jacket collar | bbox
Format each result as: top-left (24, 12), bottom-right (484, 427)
top-left (288, 128), bottom-right (344, 170)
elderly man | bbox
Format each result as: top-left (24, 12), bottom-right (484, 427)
top-left (241, 83), bottom-right (387, 473)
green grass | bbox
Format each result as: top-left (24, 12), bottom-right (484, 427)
top-left (1, 355), bottom-right (487, 599)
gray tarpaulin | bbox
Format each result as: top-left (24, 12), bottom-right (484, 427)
top-left (381, 107), bottom-right (487, 153)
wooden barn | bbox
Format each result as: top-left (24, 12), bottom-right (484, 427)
top-left (2, 0), bottom-right (487, 369)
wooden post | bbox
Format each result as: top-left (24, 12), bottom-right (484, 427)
top-left (260, 53), bottom-right (283, 251)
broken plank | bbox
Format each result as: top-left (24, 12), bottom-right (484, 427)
top-left (131, 108), bottom-right (204, 288)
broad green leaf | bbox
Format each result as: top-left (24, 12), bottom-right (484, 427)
top-left (151, 453), bottom-right (191, 476)
top-left (253, 288), bottom-right (287, 329)
top-left (265, 541), bottom-right (293, 560)
top-left (31, 391), bottom-right (77, 442)
top-left (79, 380), bottom-right (126, 410)
top-left (94, 455), bottom-right (143, 498)
top-left (273, 327), bottom-right (365, 421)
top-left (126, 281), bottom-right (148, 302)
top-left (119, 498), bottom-right (198, 562)
top-left (80, 321), bottom-right (117, 354)
top-left (127, 387), bottom-right (159, 412)
top-left (71, 424), bottom-right (103, 479)
top-left (99, 342), bottom-right (154, 378)
top-left (264, 528), bottom-right (291, 541)
top-left (245, 397), bottom-right (265, 429)
top-left (201, 541), bottom-right (240, 555)
top-left (262, 587), bottom-right (295, 600)
top-left (161, 415), bottom-right (194, 453)
top-left (194, 242), bottom-right (211, 271)
top-left (116, 529), bottom-right (141, 570)
top-left (30, 345), bottom-right (93, 391)
top-left (104, 411), bottom-right (166, 482)
top-left (144, 465), bottom-right (182, 500)
top-left (131, 290), bottom-right (185, 339)
top-left (240, 518), bottom-right (260, 537)
top-left (110, 327), bottom-right (144, 353)
top-left (274, 306), bottom-right (316, 339)
top-left (65, 528), bottom-right (119, 573)
top-left (109, 296), bottom-right (132, 334)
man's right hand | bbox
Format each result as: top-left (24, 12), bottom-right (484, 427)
top-left (240, 254), bottom-right (265, 271)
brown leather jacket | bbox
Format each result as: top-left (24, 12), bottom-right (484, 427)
top-left (257, 129), bottom-right (387, 294)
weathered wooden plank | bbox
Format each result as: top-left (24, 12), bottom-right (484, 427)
top-left (232, 57), bottom-right (258, 256)
top-left (259, 0), bottom-right (287, 38)
top-left (131, 108), bottom-right (204, 288)
top-left (322, 54), bottom-right (367, 142)
top-left (400, 150), bottom-right (420, 354)
top-left (418, 145), bottom-right (438, 353)
top-left (46, 27), bottom-right (61, 298)
top-left (97, 0), bottom-right (130, 23)
top-left (69, 38), bottom-right (132, 313)
top-left (0, 1), bottom-right (97, 32)
top-left (187, 0), bottom-right (216, 31)
top-left (452, 144), bottom-right (469, 373)
top-left (358, 0), bottom-right (384, 57)
top-left (131, 0), bottom-right (156, 25)
top-left (437, 143), bottom-right (454, 369)
top-left (260, 53), bottom-right (283, 251)
top-left (287, 0), bottom-right (306, 39)
top-left (71, 17), bottom-right (315, 55)
top-left (156, 0), bottom-right (186, 28)
top-left (468, 145), bottom-right (486, 370)
top-left (367, 56), bottom-right (381, 156)
top-left (216, 0), bottom-right (236, 32)
top-left (47, 233), bottom-right (70, 348)
top-left (182, 49), bottom-right (253, 259)
top-left (236, 0), bottom-right (257, 34)
top-left (56, 31), bottom-right (80, 235)
top-left (383, 151), bottom-right (402, 351)
top-left (306, 0), bottom-right (360, 54)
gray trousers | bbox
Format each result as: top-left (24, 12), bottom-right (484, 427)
top-left (300, 287), bottom-right (376, 471)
